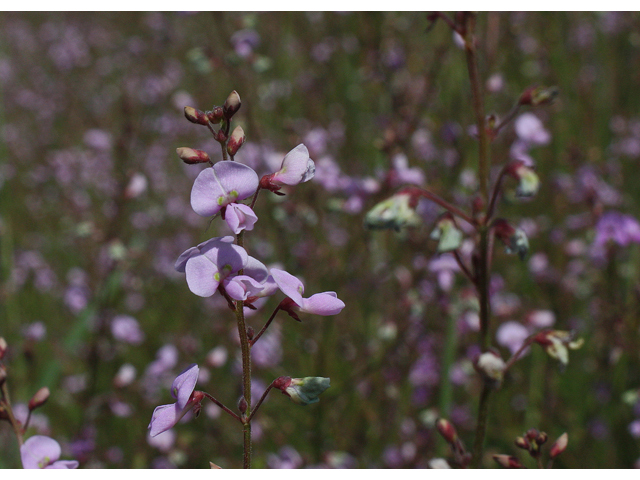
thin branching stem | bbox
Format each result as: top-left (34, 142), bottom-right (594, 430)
top-left (202, 392), bottom-right (242, 423)
top-left (250, 305), bottom-right (281, 346)
top-left (1, 382), bottom-right (24, 447)
top-left (413, 188), bottom-right (475, 226)
top-left (247, 381), bottom-right (276, 423)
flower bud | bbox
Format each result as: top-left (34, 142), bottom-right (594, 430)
top-left (514, 436), bottom-right (529, 450)
top-left (223, 90), bottom-right (241, 119)
top-left (226, 126), bottom-right (246, 157)
top-left (536, 431), bottom-right (548, 446)
top-left (475, 350), bottom-right (506, 386)
top-left (28, 387), bottom-right (50, 410)
top-left (0, 337), bottom-right (7, 360)
top-left (216, 129), bottom-right (228, 144)
top-left (184, 106), bottom-right (209, 125)
top-left (207, 107), bottom-right (224, 124)
top-left (493, 454), bottom-right (524, 468)
top-left (0, 364), bottom-right (7, 386)
top-left (505, 160), bottom-right (540, 197)
top-left (365, 188), bottom-right (422, 231)
top-left (520, 85), bottom-right (559, 107)
top-left (435, 418), bottom-right (458, 444)
top-left (238, 396), bottom-right (248, 414)
top-left (549, 432), bottom-right (568, 458)
top-left (430, 213), bottom-right (463, 253)
top-left (492, 219), bottom-right (529, 260)
top-left (176, 147), bottom-right (211, 165)
top-left (278, 377), bottom-right (330, 405)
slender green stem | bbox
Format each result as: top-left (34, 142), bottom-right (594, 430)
top-left (471, 383), bottom-right (491, 468)
top-left (1, 382), bottom-right (24, 447)
top-left (464, 13), bottom-right (490, 203)
top-left (477, 228), bottom-right (491, 351)
top-left (234, 230), bottom-right (252, 468)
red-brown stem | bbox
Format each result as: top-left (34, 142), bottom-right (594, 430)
top-left (201, 392), bottom-right (242, 423)
top-left (453, 249), bottom-right (475, 284)
top-left (1, 382), bottom-right (24, 447)
top-left (250, 305), bottom-right (281, 346)
top-left (503, 334), bottom-right (538, 373)
top-left (246, 381), bottom-right (276, 423)
top-left (487, 165), bottom-right (508, 221)
top-left (413, 188), bottom-right (475, 226)
top-left (249, 187), bottom-right (261, 210)
top-left (493, 103), bottom-right (521, 136)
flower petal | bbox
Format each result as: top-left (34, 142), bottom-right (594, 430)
top-left (21, 435), bottom-right (61, 469)
top-left (225, 203), bottom-right (258, 234)
top-left (301, 292), bottom-right (345, 315)
top-left (185, 254), bottom-right (220, 297)
top-left (190, 167), bottom-right (229, 217)
top-left (174, 246), bottom-right (199, 272)
top-left (270, 268), bottom-right (305, 305)
top-left (148, 404), bottom-right (181, 437)
top-left (46, 460), bottom-right (79, 469)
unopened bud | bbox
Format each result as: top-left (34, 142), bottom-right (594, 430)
top-left (0, 337), bottom-right (7, 360)
top-left (514, 436), bottom-right (529, 450)
top-left (227, 126), bottom-right (246, 157)
top-left (435, 418), bottom-right (458, 444)
top-left (0, 364), bottom-right (7, 386)
top-left (246, 326), bottom-right (254, 340)
top-left (279, 377), bottom-right (330, 405)
top-left (519, 85), bottom-right (559, 107)
top-left (216, 129), bottom-right (228, 144)
top-left (238, 396), bottom-right (248, 414)
top-left (28, 387), bottom-right (50, 410)
top-left (536, 431), bottom-right (548, 446)
top-left (493, 454), bottom-right (524, 469)
top-left (430, 213), bottom-right (463, 253)
top-left (184, 106), bottom-right (209, 125)
top-left (207, 107), bottom-right (224, 124)
top-left (223, 90), bottom-right (241, 119)
top-left (549, 432), bottom-right (568, 458)
top-left (475, 351), bottom-right (506, 386)
top-left (492, 219), bottom-right (529, 260)
top-left (505, 160), bottom-right (540, 198)
top-left (176, 147), bottom-right (211, 165)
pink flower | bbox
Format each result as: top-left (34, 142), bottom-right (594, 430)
top-left (21, 436), bottom-right (78, 469)
top-left (270, 268), bottom-right (345, 318)
top-left (260, 144), bottom-right (315, 193)
top-left (148, 364), bottom-right (202, 437)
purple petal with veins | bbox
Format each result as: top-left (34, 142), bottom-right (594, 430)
top-left (191, 162), bottom-right (259, 217)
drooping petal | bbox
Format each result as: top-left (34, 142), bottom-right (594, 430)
top-left (148, 404), bottom-right (181, 437)
top-left (272, 144), bottom-right (315, 186)
top-left (184, 254), bottom-right (220, 297)
top-left (270, 268), bottom-right (305, 305)
top-left (224, 275), bottom-right (265, 301)
top-left (301, 292), bottom-right (345, 316)
top-left (171, 364), bottom-right (199, 407)
top-left (21, 436), bottom-right (61, 469)
top-left (225, 203), bottom-right (258, 234)
top-left (244, 256), bottom-right (270, 283)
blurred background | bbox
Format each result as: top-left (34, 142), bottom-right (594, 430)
top-left (2, 11), bottom-right (640, 468)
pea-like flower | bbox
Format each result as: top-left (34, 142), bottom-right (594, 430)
top-left (148, 364), bottom-right (203, 437)
top-left (492, 219), bottom-right (529, 260)
top-left (190, 161), bottom-right (259, 217)
top-left (21, 435), bottom-right (78, 469)
top-left (364, 191), bottom-right (421, 231)
top-left (430, 213), bottom-right (463, 252)
top-left (260, 144), bottom-right (315, 192)
top-left (533, 330), bottom-right (584, 366)
top-left (270, 268), bottom-right (345, 319)
top-left (175, 237), bottom-right (248, 298)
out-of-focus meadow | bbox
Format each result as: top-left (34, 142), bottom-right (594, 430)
top-left (2, 11), bottom-right (640, 468)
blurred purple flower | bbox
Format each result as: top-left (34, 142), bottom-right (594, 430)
top-left (629, 420), bottom-right (640, 439)
top-left (111, 315), bottom-right (145, 345)
top-left (148, 364), bottom-right (201, 437)
top-left (21, 436), bottom-right (78, 469)
top-left (593, 211), bottom-right (640, 252)
top-left (514, 113), bottom-right (551, 146)
top-left (147, 429), bottom-right (176, 453)
top-left (230, 29), bottom-right (260, 58)
top-left (268, 445), bottom-right (303, 469)
top-left (270, 268), bottom-right (345, 317)
top-left (190, 161), bottom-right (259, 217)
top-left (22, 321), bottom-right (46, 341)
top-left (496, 321), bottom-right (530, 355)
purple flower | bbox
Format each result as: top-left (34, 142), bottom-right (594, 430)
top-left (262, 144), bottom-right (315, 191)
top-left (593, 211), bottom-right (640, 251)
top-left (496, 321), bottom-right (529, 355)
top-left (224, 202), bottom-right (258, 234)
top-left (190, 161), bottom-right (259, 217)
top-left (514, 113), bottom-right (551, 146)
top-left (224, 256), bottom-right (278, 302)
top-left (21, 436), bottom-right (78, 469)
top-left (270, 268), bottom-right (345, 317)
top-left (175, 236), bottom-right (248, 297)
top-left (111, 315), bottom-right (145, 345)
top-left (148, 364), bottom-right (201, 437)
